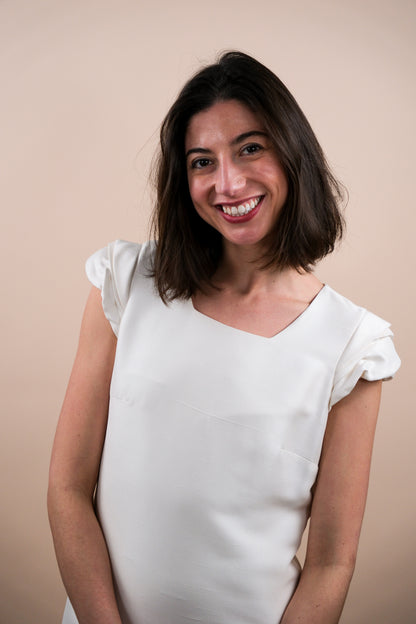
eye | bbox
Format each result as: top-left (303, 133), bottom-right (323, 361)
top-left (190, 157), bottom-right (212, 169)
top-left (241, 143), bottom-right (264, 156)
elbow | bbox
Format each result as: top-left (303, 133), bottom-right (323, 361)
top-left (303, 556), bottom-right (357, 586)
top-left (304, 545), bottom-right (358, 580)
top-left (47, 465), bottom-right (59, 523)
top-left (47, 461), bottom-right (66, 522)
top-left (47, 473), bottom-right (94, 532)
top-left (47, 477), bottom-right (64, 525)
top-left (47, 476), bottom-right (66, 531)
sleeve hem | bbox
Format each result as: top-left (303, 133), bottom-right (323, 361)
top-left (85, 240), bottom-right (143, 337)
top-left (329, 340), bottom-right (401, 409)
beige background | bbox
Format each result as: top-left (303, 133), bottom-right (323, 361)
top-left (1, 0), bottom-right (414, 622)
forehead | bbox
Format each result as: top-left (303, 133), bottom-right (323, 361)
top-left (185, 100), bottom-right (265, 149)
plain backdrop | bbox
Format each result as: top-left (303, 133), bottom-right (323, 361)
top-left (1, 1), bottom-right (415, 622)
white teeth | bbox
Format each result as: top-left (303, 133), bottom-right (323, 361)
top-left (221, 196), bottom-right (261, 217)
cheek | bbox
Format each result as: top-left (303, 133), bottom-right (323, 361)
top-left (187, 181), bottom-right (204, 218)
top-left (264, 163), bottom-right (288, 198)
top-left (187, 177), bottom-right (207, 207)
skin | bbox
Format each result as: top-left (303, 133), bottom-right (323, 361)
top-left (48, 287), bottom-right (122, 624)
top-left (185, 99), bottom-right (288, 253)
top-left (48, 99), bottom-right (383, 623)
top-left (186, 100), bottom-right (324, 337)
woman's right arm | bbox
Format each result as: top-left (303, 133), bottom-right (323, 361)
top-left (48, 286), bottom-right (122, 624)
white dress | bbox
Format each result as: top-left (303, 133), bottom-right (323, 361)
top-left (62, 240), bottom-right (400, 624)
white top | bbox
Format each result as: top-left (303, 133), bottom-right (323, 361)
top-left (63, 240), bottom-right (400, 624)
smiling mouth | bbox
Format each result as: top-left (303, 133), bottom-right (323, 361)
top-left (219, 196), bottom-right (263, 217)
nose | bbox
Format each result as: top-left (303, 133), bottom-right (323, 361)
top-left (214, 158), bottom-right (245, 197)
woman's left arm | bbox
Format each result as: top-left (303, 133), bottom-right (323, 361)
top-left (280, 378), bottom-right (382, 624)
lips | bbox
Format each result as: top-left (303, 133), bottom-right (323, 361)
top-left (219, 195), bottom-right (263, 217)
top-left (217, 195), bottom-right (264, 223)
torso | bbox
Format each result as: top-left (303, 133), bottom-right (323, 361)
top-left (63, 240), bottom-right (398, 624)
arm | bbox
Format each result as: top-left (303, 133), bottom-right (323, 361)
top-left (48, 287), bottom-right (122, 624)
top-left (281, 378), bottom-right (382, 624)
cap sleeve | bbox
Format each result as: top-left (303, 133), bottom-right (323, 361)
top-left (85, 240), bottom-right (141, 336)
top-left (330, 310), bottom-right (401, 409)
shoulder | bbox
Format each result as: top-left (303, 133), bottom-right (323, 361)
top-left (321, 285), bottom-right (396, 341)
top-left (323, 286), bottom-right (401, 408)
top-left (84, 240), bottom-right (156, 335)
top-left (321, 285), bottom-right (366, 320)
top-left (86, 240), bottom-right (155, 283)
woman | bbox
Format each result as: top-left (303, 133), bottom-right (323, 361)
top-left (48, 51), bottom-right (400, 624)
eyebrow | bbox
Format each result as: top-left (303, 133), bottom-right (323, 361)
top-left (185, 130), bottom-right (268, 158)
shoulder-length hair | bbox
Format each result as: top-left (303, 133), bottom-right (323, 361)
top-left (151, 51), bottom-right (345, 302)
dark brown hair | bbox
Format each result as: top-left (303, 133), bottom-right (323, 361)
top-left (151, 51), bottom-right (344, 302)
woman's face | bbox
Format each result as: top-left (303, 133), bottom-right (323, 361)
top-left (185, 99), bottom-right (288, 253)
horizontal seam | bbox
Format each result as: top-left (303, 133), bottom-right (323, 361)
top-left (280, 446), bottom-right (318, 466)
top-left (174, 397), bottom-right (275, 436)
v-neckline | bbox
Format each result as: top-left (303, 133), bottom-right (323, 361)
top-left (188, 284), bottom-right (328, 341)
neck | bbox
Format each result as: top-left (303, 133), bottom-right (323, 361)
top-left (215, 241), bottom-right (291, 295)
